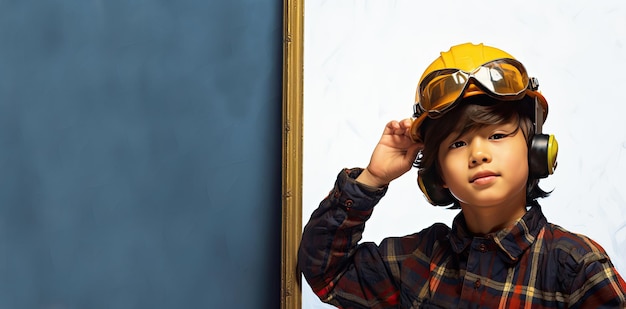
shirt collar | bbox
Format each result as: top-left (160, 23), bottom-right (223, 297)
top-left (448, 205), bottom-right (548, 264)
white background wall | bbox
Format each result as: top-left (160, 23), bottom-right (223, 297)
top-left (302, 1), bottom-right (626, 308)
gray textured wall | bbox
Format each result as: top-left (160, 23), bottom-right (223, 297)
top-left (0, 1), bottom-right (282, 308)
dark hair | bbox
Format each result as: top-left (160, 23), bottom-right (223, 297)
top-left (417, 95), bottom-right (550, 209)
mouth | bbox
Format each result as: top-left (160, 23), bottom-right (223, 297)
top-left (470, 171), bottom-right (499, 184)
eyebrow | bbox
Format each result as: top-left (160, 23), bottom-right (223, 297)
top-left (447, 121), bottom-right (520, 143)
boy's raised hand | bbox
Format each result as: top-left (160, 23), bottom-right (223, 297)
top-left (356, 118), bottom-right (423, 188)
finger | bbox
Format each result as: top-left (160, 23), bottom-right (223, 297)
top-left (383, 120), bottom-right (402, 135)
top-left (406, 142), bottom-right (423, 161)
top-left (399, 118), bottom-right (413, 130)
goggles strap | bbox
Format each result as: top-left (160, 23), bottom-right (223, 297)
top-left (529, 77), bottom-right (540, 91)
top-left (413, 103), bottom-right (425, 118)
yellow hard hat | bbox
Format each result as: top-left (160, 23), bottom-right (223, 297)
top-left (409, 42), bottom-right (548, 142)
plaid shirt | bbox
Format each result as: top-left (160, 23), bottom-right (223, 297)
top-left (299, 168), bottom-right (626, 308)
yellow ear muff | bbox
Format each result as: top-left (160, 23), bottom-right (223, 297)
top-left (529, 134), bottom-right (559, 178)
top-left (547, 134), bottom-right (558, 175)
top-left (417, 169), bottom-right (454, 206)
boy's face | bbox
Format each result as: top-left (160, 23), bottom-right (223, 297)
top-left (437, 118), bottom-right (528, 209)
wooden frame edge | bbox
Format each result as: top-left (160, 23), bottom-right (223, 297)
top-left (281, 0), bottom-right (303, 308)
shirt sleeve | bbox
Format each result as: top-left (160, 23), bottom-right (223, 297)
top-left (565, 239), bottom-right (626, 308)
top-left (298, 168), bottom-right (401, 309)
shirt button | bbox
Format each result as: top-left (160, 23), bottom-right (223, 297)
top-left (478, 243), bottom-right (487, 252)
top-left (345, 199), bottom-right (353, 208)
top-left (474, 279), bottom-right (481, 289)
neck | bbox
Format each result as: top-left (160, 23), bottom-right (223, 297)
top-left (460, 194), bottom-right (527, 235)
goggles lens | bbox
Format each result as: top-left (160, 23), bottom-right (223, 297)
top-left (416, 58), bottom-right (530, 118)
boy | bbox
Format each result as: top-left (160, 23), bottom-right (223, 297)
top-left (298, 43), bottom-right (626, 308)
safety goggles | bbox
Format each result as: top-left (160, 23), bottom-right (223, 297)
top-left (413, 58), bottom-right (539, 119)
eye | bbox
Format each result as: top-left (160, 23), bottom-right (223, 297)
top-left (489, 133), bottom-right (508, 140)
top-left (450, 140), bottom-right (466, 149)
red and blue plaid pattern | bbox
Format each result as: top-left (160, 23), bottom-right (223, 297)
top-left (299, 168), bottom-right (626, 308)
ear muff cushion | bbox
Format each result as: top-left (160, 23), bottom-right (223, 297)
top-left (529, 134), bottom-right (558, 178)
top-left (418, 170), bottom-right (454, 206)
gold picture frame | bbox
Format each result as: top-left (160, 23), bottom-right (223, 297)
top-left (281, 0), bottom-right (303, 308)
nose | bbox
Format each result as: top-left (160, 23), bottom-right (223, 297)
top-left (469, 141), bottom-right (492, 166)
